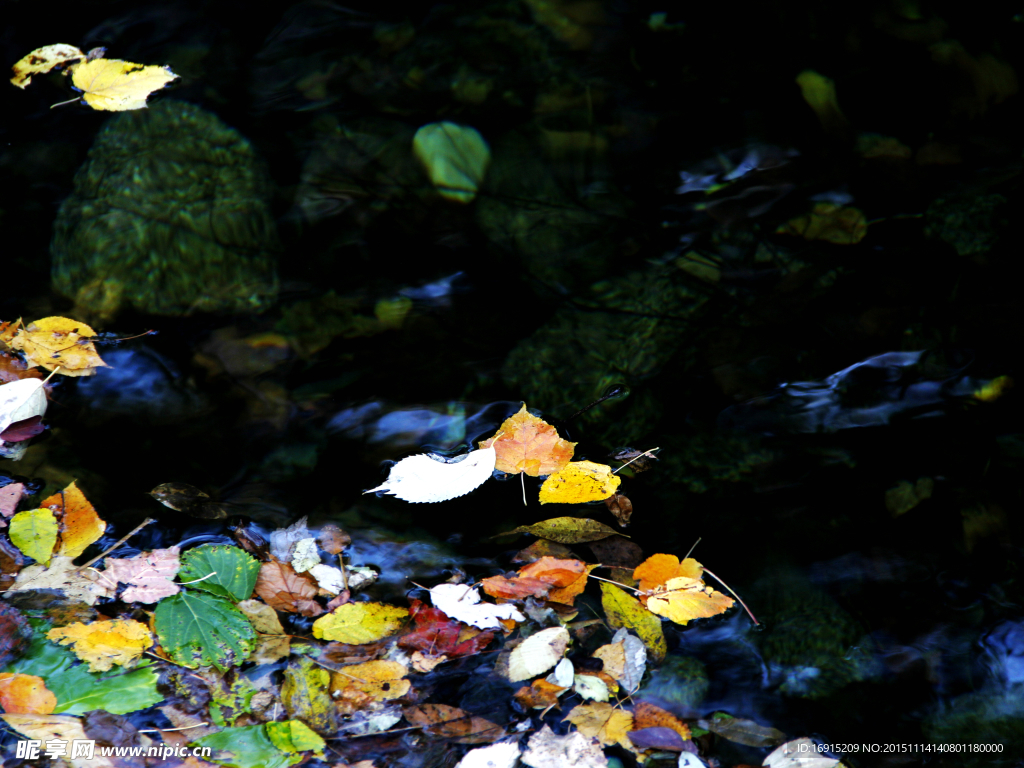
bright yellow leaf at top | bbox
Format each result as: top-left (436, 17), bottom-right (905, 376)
top-left (479, 404), bottom-right (576, 476)
top-left (644, 576), bottom-right (734, 626)
top-left (10, 44), bottom-right (85, 89)
top-left (69, 58), bottom-right (178, 111)
top-left (47, 619), bottom-right (153, 673)
top-left (10, 317), bottom-right (109, 376)
top-left (40, 481), bottom-right (106, 558)
top-left (539, 460), bottom-right (620, 504)
top-left (311, 602), bottom-right (409, 644)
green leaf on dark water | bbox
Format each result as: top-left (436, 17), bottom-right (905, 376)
top-left (281, 656), bottom-right (338, 736)
top-left (178, 544), bottom-right (259, 602)
top-left (8, 508), bottom-right (58, 565)
top-left (2, 622), bottom-right (161, 714)
top-left (494, 516), bottom-right (625, 544)
top-left (195, 725), bottom-right (298, 768)
top-left (266, 720), bottom-right (326, 757)
top-left (154, 591), bottom-right (255, 670)
top-left (412, 121), bottom-right (491, 203)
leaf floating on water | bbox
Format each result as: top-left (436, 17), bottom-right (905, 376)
top-left (0, 673), bottom-right (56, 714)
top-left (0, 379), bottom-right (47, 440)
top-left (430, 583), bottom-right (524, 630)
top-left (178, 544), bottom-right (259, 602)
top-left (404, 703), bottom-right (506, 745)
top-left (46, 619), bottom-right (152, 673)
top-left (599, 582), bottom-right (666, 664)
top-left (413, 122), bottom-right (491, 203)
top-left (311, 602), bottom-right (408, 644)
top-left (100, 547), bottom-right (181, 603)
top-left (365, 444), bottom-right (496, 503)
top-left (633, 554), bottom-right (703, 595)
top-left (8, 509), bottom-right (58, 565)
top-left (644, 576), bottom-right (734, 626)
top-left (703, 713), bottom-right (785, 748)
top-left (479, 404), bottom-right (575, 477)
top-left (564, 701), bottom-right (634, 750)
top-left (69, 58), bottom-right (179, 111)
top-left (9, 317), bottom-right (109, 376)
top-left (539, 461), bottom-right (620, 504)
top-left (495, 516), bottom-right (624, 544)
top-left (43, 482), bottom-right (106, 559)
top-left (153, 591), bottom-right (255, 671)
top-left (508, 626), bottom-right (570, 682)
top-left (148, 482), bottom-right (228, 520)
top-left (776, 202), bottom-right (867, 244)
top-left (9, 44), bottom-right (85, 88)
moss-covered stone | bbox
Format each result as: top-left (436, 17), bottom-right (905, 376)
top-left (51, 100), bottom-right (279, 318)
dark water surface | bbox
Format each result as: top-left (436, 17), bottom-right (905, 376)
top-left (2, 1), bottom-right (1024, 766)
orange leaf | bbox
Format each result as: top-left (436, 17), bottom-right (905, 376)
top-left (518, 557), bottom-right (587, 588)
top-left (0, 673), bottom-right (56, 714)
top-left (480, 574), bottom-right (551, 601)
top-left (513, 679), bottom-right (567, 711)
top-left (546, 564), bottom-right (597, 606)
top-left (633, 554), bottom-right (702, 596)
top-left (478, 404), bottom-right (575, 477)
top-left (633, 701), bottom-right (690, 741)
top-left (403, 703), bottom-right (506, 744)
top-left (40, 482), bottom-right (106, 559)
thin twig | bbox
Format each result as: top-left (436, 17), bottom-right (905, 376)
top-left (612, 447), bottom-right (660, 474)
top-left (683, 537), bottom-right (701, 560)
top-left (81, 517), bottom-right (156, 568)
top-left (702, 567), bottom-right (758, 625)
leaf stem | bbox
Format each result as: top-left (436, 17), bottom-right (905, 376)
top-left (50, 96), bottom-right (82, 109)
top-left (81, 517), bottom-right (156, 568)
top-left (702, 567), bottom-right (759, 625)
top-left (612, 447), bottom-right (660, 474)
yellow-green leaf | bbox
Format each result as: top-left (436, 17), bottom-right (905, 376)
top-left (599, 582), bottom-right (666, 664)
top-left (266, 720), bottom-right (326, 757)
top-left (8, 509), bottom-right (58, 565)
top-left (69, 58), bottom-right (178, 111)
top-left (539, 461), bottom-right (621, 504)
top-left (495, 517), bottom-right (625, 544)
top-left (311, 602), bottom-right (408, 644)
top-left (413, 122), bottom-right (490, 203)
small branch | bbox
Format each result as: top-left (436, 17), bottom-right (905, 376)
top-left (702, 567), bottom-right (758, 625)
top-left (683, 537), bottom-right (701, 560)
top-left (520, 472), bottom-right (526, 506)
top-left (81, 517), bottom-right (156, 568)
top-left (612, 447), bottom-right (660, 474)
top-left (50, 96), bottom-right (82, 109)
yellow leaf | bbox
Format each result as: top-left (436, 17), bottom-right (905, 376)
top-left (10, 317), bottom-right (109, 376)
top-left (599, 582), bottom-right (665, 663)
top-left (479, 404), bottom-right (575, 476)
top-left (495, 516), bottom-right (624, 544)
top-left (591, 642), bottom-right (625, 683)
top-left (0, 673), bottom-right (57, 714)
top-left (8, 508), bottom-right (58, 565)
top-left (564, 701), bottom-right (634, 749)
top-left (47, 619), bottom-right (153, 673)
top-left (974, 375), bottom-right (1013, 402)
top-left (69, 58), bottom-right (178, 111)
top-left (10, 44), bottom-right (85, 89)
top-left (633, 553), bottom-right (703, 595)
top-left (311, 602), bottom-right (408, 644)
top-left (40, 481), bottom-right (106, 558)
top-left (644, 576), bottom-right (734, 626)
top-left (330, 660), bottom-right (410, 709)
top-left (539, 461), bottom-right (620, 504)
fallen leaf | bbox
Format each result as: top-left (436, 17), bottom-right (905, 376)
top-left (291, 537), bottom-right (320, 572)
top-left (0, 603), bottom-right (33, 666)
top-left (311, 602), bottom-right (408, 643)
top-left (193, 724), bottom-right (294, 768)
top-left (592, 642), bottom-right (625, 683)
top-left (539, 461), bottom-right (621, 504)
top-left (573, 674), bottom-right (610, 701)
top-left (178, 544), bottom-right (259, 602)
top-left (8, 508), bottom-right (58, 565)
top-left (237, 599), bottom-right (291, 664)
top-left (255, 559), bottom-right (323, 616)
top-left (2, 714), bottom-right (116, 768)
top-left (511, 539), bottom-right (575, 563)
top-left (481, 573), bottom-right (552, 601)
top-left (41, 482), bottom-right (106, 559)
top-left (644, 577), bottom-right (735, 626)
top-left (633, 701), bottom-right (690, 741)
top-left (599, 582), bottom-right (666, 663)
top-left (564, 701), bottom-right (634, 749)
top-left (604, 493), bottom-right (633, 527)
top-left (430, 583), bottom-right (525, 630)
top-left (68, 58), bottom-right (178, 111)
top-left (764, 737), bottom-right (839, 768)
top-left (496, 517), bottom-right (624, 544)
top-left (413, 122), bottom-right (491, 203)
top-left (5, 555), bottom-right (113, 605)
top-left (0, 379), bottom-right (47, 442)
top-left (508, 627), bottom-right (570, 682)
top-left (456, 741), bottom-right (521, 768)
top-left (609, 448), bottom-right (658, 473)
top-left (518, 557), bottom-right (588, 588)
top-left (610, 628), bottom-right (646, 692)
top-left (148, 482), bottom-right (227, 520)
top-left (479, 404), bottom-right (575, 477)
top-left (776, 202), bottom-right (867, 245)
top-left (46, 619), bottom-right (152, 673)
top-left (974, 375), bottom-right (1013, 403)
top-left (626, 727), bottom-right (687, 752)
top-left (265, 719), bottom-right (326, 758)
top-left (10, 44), bottom-right (85, 88)
top-left (633, 554), bottom-right (703, 596)
top-left (703, 713), bottom-right (785, 747)
top-left (587, 536), bottom-right (644, 569)
top-left (365, 445), bottom-right (496, 503)
top-left (331, 660), bottom-right (410, 710)
top-left (0, 673), bottom-right (57, 714)
top-left (513, 679), bottom-right (567, 711)
top-left (100, 546), bottom-right (180, 603)
top-left (281, 656), bottom-right (338, 735)
top-left (9, 317), bottom-right (108, 376)
top-left (0, 482), bottom-right (25, 523)
top-left (398, 599), bottom-right (495, 660)
top-left (885, 478), bottom-right (934, 517)
top-left (308, 563), bottom-right (347, 594)
top-left (795, 69), bottom-right (847, 134)
top-left (404, 703), bottom-right (505, 744)
top-left (522, 724), bottom-right (608, 768)
top-left (318, 524), bottom-right (351, 554)
top-left (153, 591), bottom-right (255, 670)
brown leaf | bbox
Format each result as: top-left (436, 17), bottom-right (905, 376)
top-left (634, 701), bottom-right (690, 741)
top-left (403, 703), bottom-right (505, 745)
top-left (478, 404), bottom-right (575, 476)
top-left (703, 715), bottom-right (785, 747)
top-left (255, 559), bottom-right (323, 616)
top-left (318, 524), bottom-right (351, 555)
top-left (610, 447), bottom-right (658, 473)
top-left (587, 537), bottom-right (644, 569)
top-left (627, 727), bottom-right (687, 752)
top-left (480, 574), bottom-right (552, 601)
top-left (510, 539), bottom-right (575, 564)
top-left (605, 493), bottom-right (633, 527)
top-left (0, 602), bottom-right (33, 666)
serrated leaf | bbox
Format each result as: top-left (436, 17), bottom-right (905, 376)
top-left (311, 602), bottom-right (409, 643)
top-left (364, 445), bottom-right (496, 503)
top-left (178, 545), bottom-right (259, 602)
top-left (508, 627), bottom-right (570, 682)
top-left (8, 508), bottom-right (58, 565)
top-left (195, 725), bottom-right (298, 768)
top-left (495, 517), bottom-right (625, 544)
top-left (154, 591), bottom-right (255, 670)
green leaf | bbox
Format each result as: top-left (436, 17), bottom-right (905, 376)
top-left (178, 544), bottom-right (259, 602)
top-left (280, 656), bottom-right (337, 736)
top-left (8, 508), bottom-right (58, 565)
top-left (412, 122), bottom-right (491, 203)
top-left (266, 720), bottom-right (326, 757)
top-left (154, 591), bottom-right (255, 670)
top-left (495, 516), bottom-right (625, 544)
top-left (2, 622), bottom-right (162, 714)
top-left (195, 725), bottom-right (298, 768)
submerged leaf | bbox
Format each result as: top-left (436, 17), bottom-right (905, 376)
top-left (365, 445), bottom-right (496, 503)
top-left (496, 516), bottom-right (623, 544)
top-left (281, 656), bottom-right (337, 736)
top-left (413, 122), bottom-right (491, 203)
top-left (404, 703), bottom-right (505, 744)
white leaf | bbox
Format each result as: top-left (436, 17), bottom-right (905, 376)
top-left (413, 122), bottom-right (491, 203)
top-left (508, 627), bottom-right (570, 682)
top-left (430, 582), bottom-right (524, 630)
top-left (365, 445), bottom-right (495, 503)
top-left (522, 724), bottom-right (608, 768)
top-left (291, 537), bottom-right (320, 572)
top-left (308, 564), bottom-right (345, 594)
top-left (456, 741), bottom-right (522, 768)
top-left (546, 657), bottom-right (574, 688)
top-left (269, 516), bottom-right (310, 562)
top-left (0, 378), bottom-right (47, 440)
top-left (573, 674), bottom-right (609, 701)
